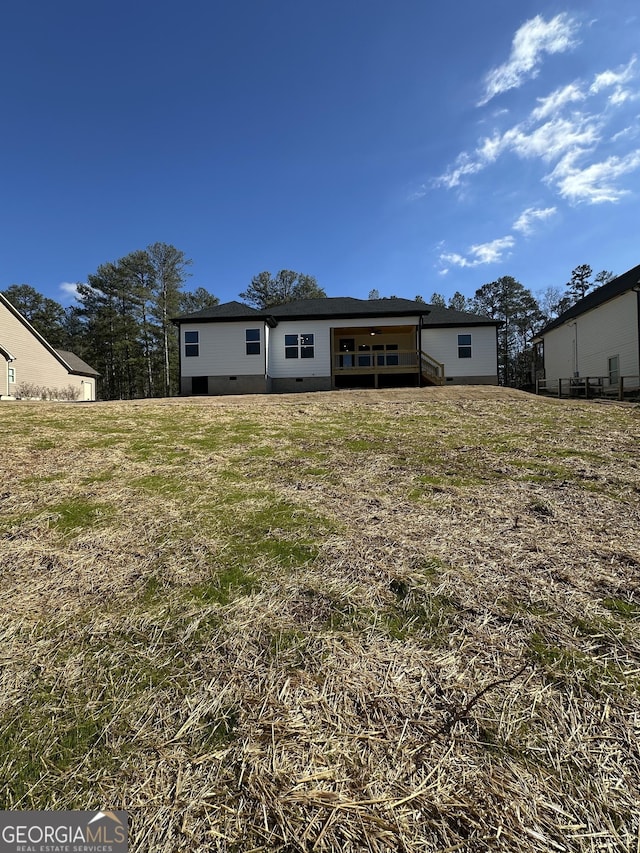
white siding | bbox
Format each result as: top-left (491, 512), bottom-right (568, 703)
top-left (268, 320), bottom-right (332, 379)
top-left (544, 291), bottom-right (639, 381)
top-left (422, 326), bottom-right (497, 378)
top-left (181, 321), bottom-right (267, 377)
top-left (268, 316), bottom-right (419, 378)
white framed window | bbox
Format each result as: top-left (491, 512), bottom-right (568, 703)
top-left (608, 355), bottom-right (619, 384)
top-left (246, 328), bottom-right (261, 355)
top-left (8, 367), bottom-right (16, 384)
top-left (184, 330), bottom-right (199, 357)
top-left (285, 333), bottom-right (314, 359)
top-left (457, 334), bottom-right (472, 359)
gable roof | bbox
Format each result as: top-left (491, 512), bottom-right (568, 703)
top-left (174, 296), bottom-right (497, 327)
top-left (0, 292), bottom-right (98, 377)
top-left (56, 350), bottom-right (100, 376)
top-left (0, 343), bottom-right (16, 361)
top-left (537, 263), bottom-right (640, 336)
top-left (176, 300), bottom-right (264, 321)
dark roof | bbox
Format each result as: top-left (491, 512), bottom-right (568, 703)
top-left (175, 300), bottom-right (263, 321)
top-left (56, 350), bottom-right (100, 376)
top-left (1, 292), bottom-right (99, 375)
top-left (174, 296), bottom-right (497, 326)
top-left (0, 342), bottom-right (16, 361)
top-left (419, 304), bottom-right (498, 327)
top-left (538, 263), bottom-right (640, 336)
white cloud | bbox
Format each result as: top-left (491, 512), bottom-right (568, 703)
top-left (59, 282), bottom-right (81, 300)
top-left (479, 14), bottom-right (580, 105)
top-left (506, 116), bottom-right (601, 161)
top-left (590, 56), bottom-right (638, 106)
top-left (612, 125), bottom-right (640, 143)
top-left (548, 148), bottom-right (640, 203)
top-left (512, 206), bottom-right (557, 234)
top-left (435, 152), bottom-right (486, 189)
top-left (434, 53), bottom-right (639, 195)
top-left (436, 115), bottom-right (601, 188)
top-left (531, 82), bottom-right (585, 121)
top-left (440, 236), bottom-right (515, 268)
top-left (590, 56), bottom-right (637, 93)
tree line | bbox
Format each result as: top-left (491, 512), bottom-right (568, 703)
top-left (2, 252), bottom-right (611, 396)
top-left (425, 264), bottom-right (613, 387)
top-left (1, 259), bottom-right (326, 400)
top-left (3, 244), bottom-right (217, 400)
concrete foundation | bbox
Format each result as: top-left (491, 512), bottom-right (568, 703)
top-left (442, 375), bottom-right (499, 385)
top-left (181, 375), bottom-right (268, 396)
top-left (269, 376), bottom-right (332, 394)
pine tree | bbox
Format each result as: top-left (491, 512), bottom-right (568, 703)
top-left (566, 264), bottom-right (593, 302)
top-left (473, 276), bottom-right (542, 386)
top-left (147, 243), bottom-right (192, 396)
top-left (240, 270), bottom-right (325, 309)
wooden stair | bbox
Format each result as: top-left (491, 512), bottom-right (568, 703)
top-left (420, 350), bottom-right (445, 385)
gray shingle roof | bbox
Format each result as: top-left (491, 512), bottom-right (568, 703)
top-left (175, 300), bottom-right (263, 321)
top-left (56, 350), bottom-right (100, 376)
top-left (174, 297), bottom-right (497, 326)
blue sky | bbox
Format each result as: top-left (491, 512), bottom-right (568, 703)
top-left (1, 1), bottom-right (639, 307)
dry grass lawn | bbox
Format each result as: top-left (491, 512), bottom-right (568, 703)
top-left (1, 386), bottom-right (639, 852)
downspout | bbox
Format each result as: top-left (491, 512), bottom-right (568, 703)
top-left (177, 321), bottom-right (183, 395)
top-left (633, 283), bottom-right (640, 379)
top-left (569, 321), bottom-right (579, 377)
top-left (417, 315), bottom-right (423, 386)
top-left (0, 348), bottom-right (16, 399)
top-left (265, 316), bottom-right (277, 393)
top-left (263, 320), bottom-right (268, 391)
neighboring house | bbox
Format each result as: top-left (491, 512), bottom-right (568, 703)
top-left (535, 263), bottom-right (640, 390)
top-left (0, 292), bottom-right (98, 401)
top-left (173, 297), bottom-right (499, 395)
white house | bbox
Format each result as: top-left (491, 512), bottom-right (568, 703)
top-left (535, 264), bottom-right (640, 392)
top-left (174, 297), bottom-right (499, 395)
top-left (0, 292), bottom-right (98, 401)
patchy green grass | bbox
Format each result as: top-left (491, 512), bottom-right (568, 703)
top-left (1, 388), bottom-right (640, 852)
top-left (48, 499), bottom-right (113, 534)
top-left (602, 596), bottom-right (640, 619)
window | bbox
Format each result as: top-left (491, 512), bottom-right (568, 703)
top-left (285, 333), bottom-right (314, 359)
top-left (246, 328), bottom-right (261, 355)
top-left (338, 338), bottom-right (354, 368)
top-left (301, 333), bottom-right (314, 358)
top-left (8, 367), bottom-right (15, 384)
top-left (457, 334), bottom-right (472, 359)
top-left (385, 343), bottom-right (399, 366)
top-left (357, 343), bottom-right (371, 367)
top-left (608, 355), bottom-right (619, 384)
top-left (184, 330), bottom-right (199, 357)
top-left (285, 334), bottom-right (299, 359)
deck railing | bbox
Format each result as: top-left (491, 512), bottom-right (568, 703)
top-left (536, 375), bottom-right (640, 400)
top-left (420, 351), bottom-right (445, 385)
top-left (333, 349), bottom-right (419, 370)
top-left (332, 348), bottom-right (446, 386)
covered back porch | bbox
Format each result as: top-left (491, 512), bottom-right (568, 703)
top-left (330, 326), bottom-right (443, 388)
